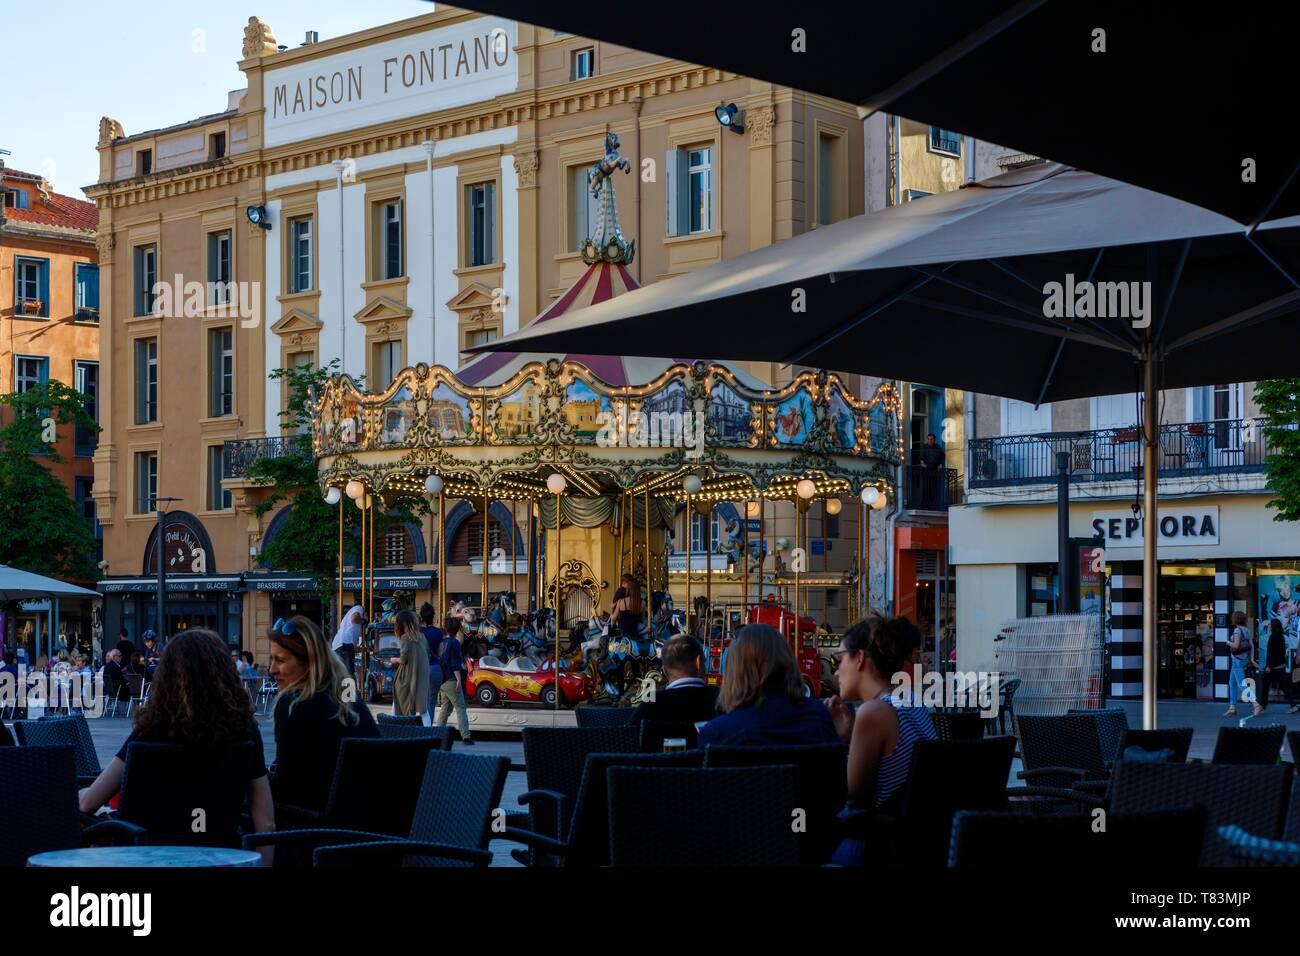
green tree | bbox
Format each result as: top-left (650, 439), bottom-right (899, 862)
top-left (0, 381), bottom-right (101, 582)
top-left (247, 361), bottom-right (425, 624)
top-left (1257, 378), bottom-right (1300, 521)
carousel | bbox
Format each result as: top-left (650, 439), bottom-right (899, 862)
top-left (309, 133), bottom-right (902, 714)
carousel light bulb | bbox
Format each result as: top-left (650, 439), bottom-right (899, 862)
top-left (872, 493), bottom-right (888, 511)
top-left (354, 493), bottom-right (366, 510)
top-left (860, 486), bottom-right (880, 506)
top-left (796, 478), bottom-right (816, 500)
top-left (683, 475), bottom-right (702, 495)
top-left (825, 497), bottom-right (842, 516)
top-left (345, 479), bottom-right (365, 500)
top-left (324, 486), bottom-right (342, 505)
top-left (746, 500), bottom-right (761, 518)
top-left (546, 473), bottom-right (567, 494)
top-left (425, 474), bottom-right (444, 495)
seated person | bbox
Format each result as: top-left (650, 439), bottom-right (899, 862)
top-left (78, 630), bottom-right (275, 863)
top-left (825, 614), bottom-right (937, 866)
top-left (267, 615), bottom-right (378, 811)
top-left (101, 649), bottom-right (130, 703)
top-left (141, 634), bottom-right (161, 667)
top-left (631, 635), bottom-right (719, 726)
top-left (240, 651), bottom-right (259, 679)
top-left (697, 624), bottom-right (840, 748)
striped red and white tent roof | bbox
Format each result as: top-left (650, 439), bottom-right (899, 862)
top-left (456, 260), bottom-right (768, 389)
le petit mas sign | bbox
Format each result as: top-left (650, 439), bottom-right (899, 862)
top-left (1091, 507), bottom-right (1220, 548)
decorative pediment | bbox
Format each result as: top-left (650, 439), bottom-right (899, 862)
top-left (445, 282), bottom-right (504, 315)
top-left (353, 296), bottom-right (413, 326)
top-left (270, 308), bottom-right (324, 337)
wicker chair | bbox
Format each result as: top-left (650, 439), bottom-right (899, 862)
top-left (638, 719), bottom-right (699, 753)
top-left (0, 747), bottom-right (141, 866)
top-left (1110, 761), bottom-right (1293, 866)
top-left (1068, 707), bottom-right (1130, 764)
top-left (989, 677), bottom-right (1020, 735)
top-left (1211, 724), bottom-right (1286, 764)
top-left (574, 706), bottom-right (638, 728)
top-left (311, 750), bottom-right (510, 867)
top-left (931, 709), bottom-right (987, 743)
top-left (503, 751), bottom-right (704, 866)
top-left (14, 715), bottom-right (103, 785)
top-left (950, 806), bottom-right (1205, 868)
top-left (244, 737), bottom-right (445, 865)
top-left (0, 722), bottom-right (13, 746)
top-left (1016, 714), bottom-right (1110, 789)
top-left (124, 673), bottom-right (148, 717)
top-left (118, 741), bottom-right (260, 847)
top-left (376, 713), bottom-right (423, 726)
top-left (375, 723), bottom-right (454, 749)
top-left (704, 743), bottom-right (848, 865)
top-left (607, 765), bottom-right (802, 866)
top-left (1217, 824), bottom-right (1300, 867)
top-left (1115, 727), bottom-right (1194, 764)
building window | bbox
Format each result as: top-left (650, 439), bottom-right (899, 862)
top-left (570, 165), bottom-right (601, 250)
top-left (381, 201), bottom-right (403, 279)
top-left (209, 132), bottom-right (226, 160)
top-left (290, 217), bottom-right (313, 292)
top-left (207, 230), bottom-right (232, 306)
top-left (928, 127), bottom-right (961, 157)
top-left (74, 476), bottom-right (102, 561)
top-left (15, 256), bottom-right (48, 317)
top-left (668, 145), bottom-right (714, 236)
top-left (3, 187), bottom-right (28, 210)
top-left (689, 511), bottom-right (722, 554)
top-left (134, 338), bottom-right (158, 424)
top-left (571, 47), bottom-right (594, 80)
top-left (134, 451), bottom-right (158, 514)
top-left (373, 340), bottom-right (402, 387)
top-left (208, 445), bottom-right (232, 510)
top-left (209, 328), bottom-right (233, 417)
top-left (74, 360), bottom-right (98, 457)
top-left (467, 328), bottom-right (497, 349)
top-left (466, 182), bottom-right (496, 266)
top-left (15, 355), bottom-right (48, 394)
top-left (133, 244), bottom-right (157, 316)
top-left (137, 149), bottom-right (152, 176)
top-left (75, 263), bottom-right (99, 320)
top-left (816, 132), bottom-right (846, 226)
top-left (1025, 563), bottom-right (1060, 616)
top-left (451, 515), bottom-right (503, 563)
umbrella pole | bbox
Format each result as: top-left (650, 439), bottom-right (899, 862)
top-left (1141, 336), bottom-right (1159, 731)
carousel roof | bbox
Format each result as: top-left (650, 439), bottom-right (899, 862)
top-left (455, 259), bottom-right (770, 390)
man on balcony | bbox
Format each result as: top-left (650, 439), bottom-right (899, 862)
top-left (918, 433), bottom-right (946, 509)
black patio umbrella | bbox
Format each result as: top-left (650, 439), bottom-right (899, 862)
top-left (470, 164), bottom-right (1300, 727)
top-left (445, 1), bottom-right (1299, 224)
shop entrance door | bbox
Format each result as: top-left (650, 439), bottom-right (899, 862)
top-left (165, 602), bottom-right (218, 641)
top-left (1157, 565), bottom-right (1215, 699)
top-left (271, 598), bottom-right (323, 631)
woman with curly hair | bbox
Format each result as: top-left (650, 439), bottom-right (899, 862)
top-left (78, 630), bottom-right (275, 861)
top-left (267, 615), bottom-right (377, 811)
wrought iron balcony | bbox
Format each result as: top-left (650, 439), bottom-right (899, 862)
top-left (903, 464), bottom-right (964, 510)
top-left (222, 435), bottom-right (310, 480)
top-left (969, 419), bottom-right (1270, 488)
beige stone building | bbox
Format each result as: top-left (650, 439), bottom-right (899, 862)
top-left (89, 6), bottom-right (872, 659)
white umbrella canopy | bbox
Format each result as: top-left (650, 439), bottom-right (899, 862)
top-left (0, 565), bottom-right (100, 602)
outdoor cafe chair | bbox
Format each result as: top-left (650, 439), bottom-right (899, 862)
top-left (574, 705), bottom-right (637, 729)
top-left (1015, 714), bottom-right (1110, 789)
top-left (987, 677), bottom-right (1020, 735)
top-left (704, 743), bottom-right (848, 865)
top-left (375, 723), bottom-right (454, 749)
top-left (376, 712), bottom-right (423, 726)
top-left (502, 751), bottom-right (703, 867)
top-left (1109, 760), bottom-right (1293, 866)
top-left (124, 674), bottom-right (148, 717)
top-left (1217, 824), bottom-right (1300, 867)
top-left (256, 677), bottom-right (277, 714)
top-left (606, 765), bottom-right (802, 866)
top-left (312, 750), bottom-right (510, 867)
top-left (14, 715), bottom-right (103, 786)
top-left (512, 726), bottom-right (638, 865)
top-left (1067, 707), bottom-right (1130, 764)
top-left (638, 719), bottom-right (698, 753)
top-left (1, 747), bottom-right (142, 867)
top-left (243, 737), bottom-right (444, 865)
top-left (949, 806), bottom-right (1205, 868)
top-left (1211, 724), bottom-right (1286, 764)
top-left (0, 722), bottom-right (13, 746)
top-left (1115, 727), bottom-right (1194, 764)
top-left (118, 741), bottom-right (260, 848)
top-left (931, 708), bottom-right (987, 743)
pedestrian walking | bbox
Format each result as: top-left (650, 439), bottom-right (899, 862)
top-left (392, 610), bottom-right (431, 724)
top-left (418, 602), bottom-right (444, 715)
top-left (1225, 610), bottom-right (1253, 717)
top-left (1254, 618), bottom-right (1294, 716)
top-left (434, 616), bottom-right (474, 744)
top-left (331, 605), bottom-right (364, 683)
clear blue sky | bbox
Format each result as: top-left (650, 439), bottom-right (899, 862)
top-left (0, 0), bottom-right (435, 200)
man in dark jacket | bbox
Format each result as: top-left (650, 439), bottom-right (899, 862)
top-left (631, 635), bottom-right (719, 728)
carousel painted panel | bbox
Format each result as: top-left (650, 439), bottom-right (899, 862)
top-left (562, 379), bottom-right (614, 441)
top-left (707, 379), bottom-right (758, 446)
top-left (426, 381), bottom-right (479, 444)
top-left (488, 372), bottom-right (544, 444)
top-left (770, 388), bottom-right (815, 447)
top-left (826, 387), bottom-right (857, 451)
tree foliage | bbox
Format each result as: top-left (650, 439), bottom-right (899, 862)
top-left (0, 381), bottom-right (101, 584)
top-left (1257, 378), bottom-right (1300, 522)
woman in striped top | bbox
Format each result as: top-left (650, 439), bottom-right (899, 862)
top-left (827, 614), bottom-right (937, 865)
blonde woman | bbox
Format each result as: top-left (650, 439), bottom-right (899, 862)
top-left (391, 609), bottom-right (431, 724)
top-left (267, 615), bottom-right (378, 810)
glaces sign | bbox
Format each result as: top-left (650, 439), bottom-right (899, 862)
top-left (1091, 507), bottom-right (1220, 547)
top-left (263, 17), bottom-right (517, 147)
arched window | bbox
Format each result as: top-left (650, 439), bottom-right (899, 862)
top-left (451, 515), bottom-right (505, 564)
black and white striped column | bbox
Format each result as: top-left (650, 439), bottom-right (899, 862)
top-left (1214, 561), bottom-right (1248, 702)
top-left (1109, 560), bottom-right (1144, 698)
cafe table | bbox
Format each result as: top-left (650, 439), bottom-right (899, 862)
top-left (28, 846), bottom-right (263, 867)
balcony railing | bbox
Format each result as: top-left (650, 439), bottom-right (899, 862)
top-left (223, 435), bottom-right (310, 480)
top-left (969, 419), bottom-right (1270, 488)
top-left (903, 464), bottom-right (964, 510)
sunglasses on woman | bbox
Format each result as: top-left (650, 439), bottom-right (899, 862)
top-left (272, 618), bottom-right (297, 636)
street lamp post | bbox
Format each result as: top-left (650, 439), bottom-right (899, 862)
top-left (153, 497), bottom-right (182, 642)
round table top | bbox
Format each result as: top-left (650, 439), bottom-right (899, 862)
top-left (28, 846), bottom-right (263, 868)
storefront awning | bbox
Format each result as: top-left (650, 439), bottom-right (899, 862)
top-left (97, 575), bottom-right (243, 594)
